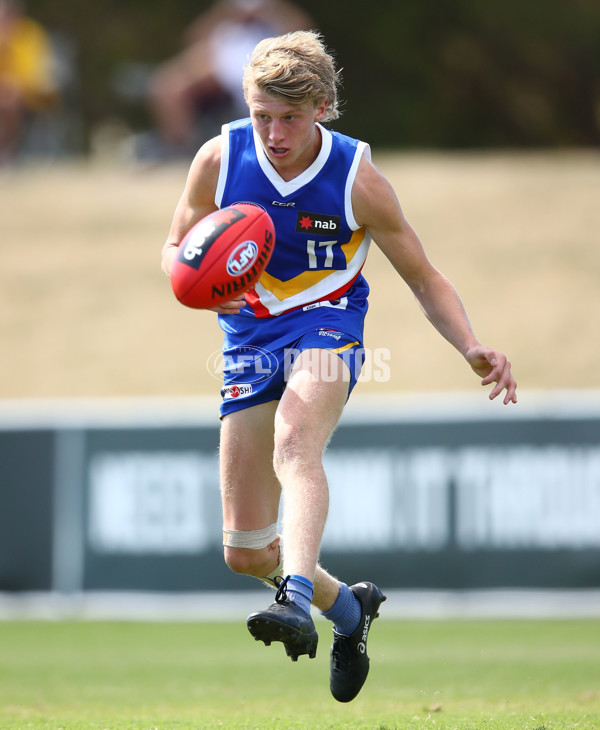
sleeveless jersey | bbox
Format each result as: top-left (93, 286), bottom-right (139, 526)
top-left (215, 118), bottom-right (371, 318)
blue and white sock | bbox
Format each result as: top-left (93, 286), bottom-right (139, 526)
top-left (286, 574), bottom-right (314, 615)
top-left (321, 582), bottom-right (361, 636)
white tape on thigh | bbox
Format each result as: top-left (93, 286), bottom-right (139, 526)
top-left (222, 522), bottom-right (278, 550)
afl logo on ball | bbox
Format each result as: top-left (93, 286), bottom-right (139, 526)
top-left (227, 240), bottom-right (259, 276)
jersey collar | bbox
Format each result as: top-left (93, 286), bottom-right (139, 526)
top-left (253, 123), bottom-right (333, 198)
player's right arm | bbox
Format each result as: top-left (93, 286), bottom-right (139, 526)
top-left (161, 135), bottom-right (222, 277)
top-left (161, 135), bottom-right (247, 314)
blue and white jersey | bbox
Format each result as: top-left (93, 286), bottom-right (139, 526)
top-left (215, 118), bottom-right (371, 317)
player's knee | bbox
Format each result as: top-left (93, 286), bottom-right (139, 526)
top-left (273, 422), bottom-right (314, 474)
top-left (223, 546), bottom-right (274, 577)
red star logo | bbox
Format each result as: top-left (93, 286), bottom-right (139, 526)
top-left (299, 215), bottom-right (313, 230)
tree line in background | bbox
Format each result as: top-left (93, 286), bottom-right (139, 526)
top-left (30, 0), bottom-right (600, 150)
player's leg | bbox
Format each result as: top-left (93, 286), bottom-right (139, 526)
top-left (218, 341), bottom-right (355, 600)
top-left (273, 347), bottom-right (349, 596)
top-left (247, 347), bottom-right (350, 659)
top-left (246, 344), bottom-right (386, 701)
top-left (220, 400), bottom-right (282, 581)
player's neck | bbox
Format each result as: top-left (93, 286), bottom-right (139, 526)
top-left (269, 125), bottom-right (323, 182)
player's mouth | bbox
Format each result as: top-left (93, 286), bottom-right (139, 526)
top-left (269, 146), bottom-right (289, 158)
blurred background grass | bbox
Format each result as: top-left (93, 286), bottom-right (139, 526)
top-left (2, 0), bottom-right (599, 399)
top-left (2, 151), bottom-right (599, 398)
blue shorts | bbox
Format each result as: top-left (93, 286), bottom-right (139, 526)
top-left (217, 281), bottom-right (369, 417)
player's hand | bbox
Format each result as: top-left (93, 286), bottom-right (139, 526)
top-left (465, 346), bottom-right (517, 405)
top-left (208, 297), bottom-right (247, 314)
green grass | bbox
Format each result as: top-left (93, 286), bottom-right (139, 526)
top-left (0, 619), bottom-right (599, 729)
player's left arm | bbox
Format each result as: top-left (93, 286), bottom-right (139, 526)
top-left (352, 156), bottom-right (517, 404)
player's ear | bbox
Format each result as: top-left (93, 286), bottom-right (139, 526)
top-left (314, 99), bottom-right (328, 122)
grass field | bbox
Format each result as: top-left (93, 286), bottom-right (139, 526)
top-left (1, 618), bottom-right (599, 729)
top-left (2, 151), bottom-right (600, 399)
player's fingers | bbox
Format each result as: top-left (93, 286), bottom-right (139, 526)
top-left (486, 360), bottom-right (517, 404)
top-left (209, 297), bottom-right (246, 313)
top-left (479, 354), bottom-right (502, 385)
top-left (503, 383), bottom-right (518, 405)
top-left (502, 372), bottom-right (518, 404)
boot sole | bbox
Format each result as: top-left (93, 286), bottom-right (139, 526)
top-left (247, 615), bottom-right (318, 661)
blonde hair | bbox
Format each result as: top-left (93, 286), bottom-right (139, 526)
top-left (242, 30), bottom-right (342, 121)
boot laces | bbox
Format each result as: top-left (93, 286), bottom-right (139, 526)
top-left (274, 575), bottom-right (290, 604)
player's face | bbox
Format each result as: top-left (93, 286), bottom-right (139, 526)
top-left (247, 87), bottom-right (328, 179)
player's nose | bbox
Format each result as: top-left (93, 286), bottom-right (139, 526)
top-left (268, 119), bottom-right (285, 144)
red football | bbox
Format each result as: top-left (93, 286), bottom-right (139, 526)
top-left (170, 203), bottom-right (275, 309)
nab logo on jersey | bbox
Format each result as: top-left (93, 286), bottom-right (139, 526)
top-left (296, 211), bottom-right (341, 235)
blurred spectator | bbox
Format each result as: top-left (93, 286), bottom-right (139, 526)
top-left (145, 0), bottom-right (314, 159)
top-left (0, 0), bottom-right (59, 163)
